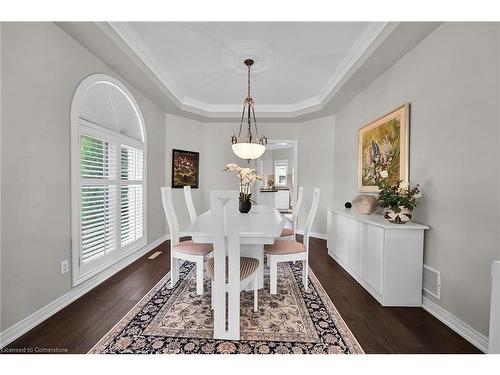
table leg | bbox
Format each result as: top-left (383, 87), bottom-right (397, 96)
top-left (241, 244), bottom-right (264, 290)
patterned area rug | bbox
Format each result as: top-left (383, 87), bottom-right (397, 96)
top-left (89, 261), bottom-right (363, 354)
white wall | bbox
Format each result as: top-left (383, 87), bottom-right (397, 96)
top-left (333, 22), bottom-right (500, 336)
top-left (0, 23), bottom-right (167, 331)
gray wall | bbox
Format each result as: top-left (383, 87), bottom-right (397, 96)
top-left (260, 147), bottom-right (295, 187)
top-left (165, 113), bottom-right (206, 232)
top-left (0, 22), bottom-right (166, 330)
top-left (333, 23), bottom-right (500, 336)
top-left (272, 147), bottom-right (294, 169)
top-left (202, 117), bottom-right (335, 235)
top-left (0, 22), bottom-right (334, 333)
top-left (0, 23), bottom-right (3, 333)
top-left (260, 149), bottom-right (274, 185)
top-left (6, 20), bottom-right (497, 343)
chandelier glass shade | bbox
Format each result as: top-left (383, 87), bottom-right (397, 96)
top-left (231, 142), bottom-right (266, 160)
top-left (231, 59), bottom-right (267, 161)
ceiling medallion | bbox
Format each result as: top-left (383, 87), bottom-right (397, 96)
top-left (223, 40), bottom-right (275, 75)
top-left (231, 59), bottom-right (267, 161)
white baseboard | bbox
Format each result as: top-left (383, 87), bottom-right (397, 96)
top-left (6, 233), bottom-right (486, 353)
top-left (422, 296), bottom-right (489, 353)
top-left (296, 229), bottom-right (327, 240)
top-left (0, 234), bottom-right (169, 349)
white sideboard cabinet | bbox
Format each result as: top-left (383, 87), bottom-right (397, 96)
top-left (327, 208), bottom-right (429, 307)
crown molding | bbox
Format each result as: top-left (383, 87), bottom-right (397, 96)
top-left (316, 22), bottom-right (396, 105)
top-left (108, 22), bottom-right (184, 108)
top-left (108, 22), bottom-right (391, 118)
top-left (58, 22), bottom-right (441, 122)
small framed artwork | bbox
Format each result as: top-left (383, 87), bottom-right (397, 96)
top-left (171, 149), bottom-right (200, 189)
top-left (358, 104), bottom-right (409, 192)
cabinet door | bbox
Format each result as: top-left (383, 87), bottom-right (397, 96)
top-left (332, 214), bottom-right (347, 264)
top-left (361, 225), bottom-right (384, 295)
top-left (275, 190), bottom-right (289, 209)
top-left (327, 210), bottom-right (333, 250)
top-left (346, 218), bottom-right (363, 274)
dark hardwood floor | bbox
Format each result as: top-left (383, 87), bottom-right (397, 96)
top-left (3, 237), bottom-right (481, 354)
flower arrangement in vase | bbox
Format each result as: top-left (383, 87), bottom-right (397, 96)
top-left (373, 169), bottom-right (422, 224)
top-left (224, 163), bottom-right (262, 213)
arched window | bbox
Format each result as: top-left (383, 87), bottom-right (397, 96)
top-left (71, 74), bottom-right (147, 286)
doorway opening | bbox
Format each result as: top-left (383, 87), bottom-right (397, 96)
top-left (255, 139), bottom-right (298, 215)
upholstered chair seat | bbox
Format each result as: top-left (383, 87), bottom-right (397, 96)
top-left (162, 186), bottom-right (210, 296)
top-left (265, 239), bottom-right (305, 255)
top-left (207, 256), bottom-right (259, 281)
top-left (266, 188), bottom-right (320, 294)
top-left (173, 240), bottom-right (213, 255)
top-left (280, 228), bottom-right (294, 237)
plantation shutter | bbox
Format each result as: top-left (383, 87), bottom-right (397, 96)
top-left (80, 135), bottom-right (117, 264)
top-left (120, 145), bottom-right (144, 247)
top-left (72, 75), bottom-right (147, 286)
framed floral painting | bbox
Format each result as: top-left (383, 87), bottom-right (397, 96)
top-left (358, 104), bottom-right (409, 192)
top-left (172, 149), bottom-right (199, 189)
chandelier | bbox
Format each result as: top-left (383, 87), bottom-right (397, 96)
top-left (231, 59), bottom-right (267, 161)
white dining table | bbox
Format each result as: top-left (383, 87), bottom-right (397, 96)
top-left (185, 204), bottom-right (286, 290)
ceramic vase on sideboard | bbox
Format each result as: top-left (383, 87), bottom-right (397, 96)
top-left (384, 206), bottom-right (413, 224)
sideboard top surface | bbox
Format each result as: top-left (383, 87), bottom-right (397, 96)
top-left (330, 208), bottom-right (430, 230)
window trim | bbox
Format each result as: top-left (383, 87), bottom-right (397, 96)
top-left (71, 74), bottom-right (147, 286)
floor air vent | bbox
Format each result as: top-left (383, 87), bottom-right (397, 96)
top-left (148, 251), bottom-right (162, 260)
top-left (423, 265), bottom-right (441, 299)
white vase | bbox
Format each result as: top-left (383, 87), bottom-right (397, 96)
top-left (384, 206), bottom-right (413, 224)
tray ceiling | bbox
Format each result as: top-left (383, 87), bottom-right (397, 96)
top-left (110, 22), bottom-right (387, 117)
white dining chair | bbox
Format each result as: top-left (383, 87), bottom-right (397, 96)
top-left (183, 186), bottom-right (197, 224)
top-left (280, 186), bottom-right (304, 241)
top-left (265, 188), bottom-right (320, 294)
top-left (161, 187), bottom-right (213, 295)
top-left (207, 190), bottom-right (260, 340)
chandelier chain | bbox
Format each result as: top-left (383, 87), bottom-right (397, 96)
top-left (230, 58), bottom-right (266, 160)
top-left (247, 63), bottom-right (251, 98)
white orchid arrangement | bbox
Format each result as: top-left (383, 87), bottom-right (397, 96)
top-left (224, 163), bottom-right (262, 202)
